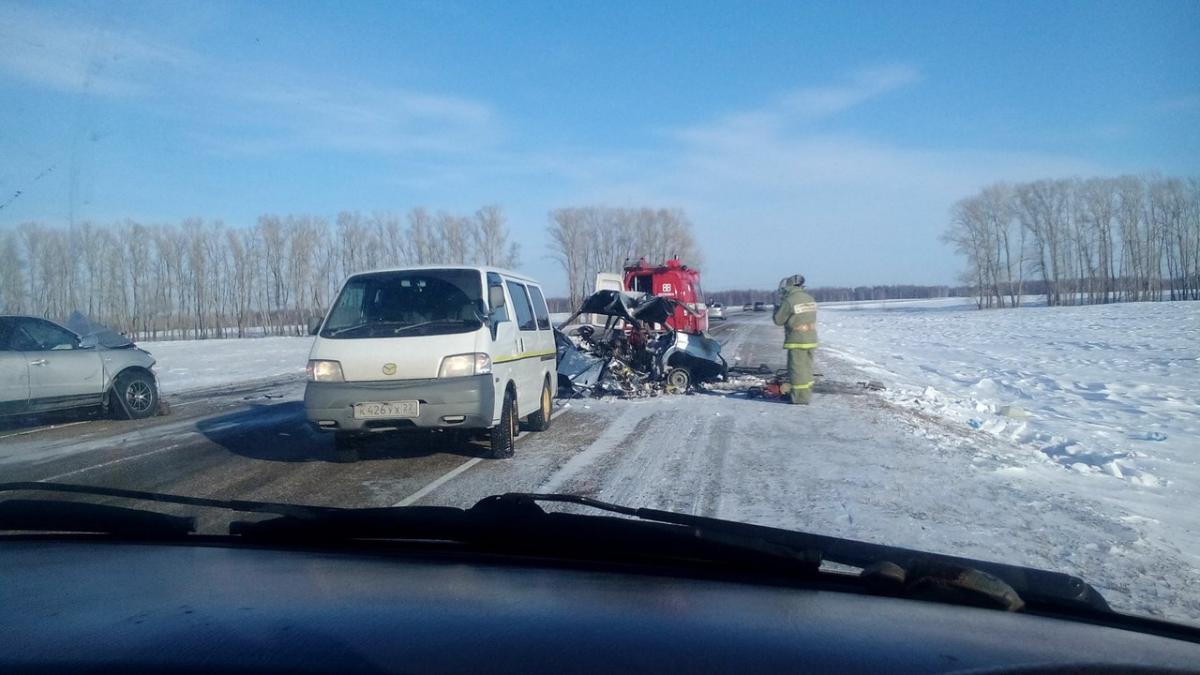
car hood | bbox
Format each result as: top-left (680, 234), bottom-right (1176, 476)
top-left (66, 311), bottom-right (137, 349)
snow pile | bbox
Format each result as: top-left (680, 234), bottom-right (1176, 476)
top-left (142, 336), bottom-right (313, 395)
top-left (820, 299), bottom-right (1200, 488)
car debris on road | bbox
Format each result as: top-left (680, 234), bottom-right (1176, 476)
top-left (555, 289), bottom-right (727, 399)
top-left (707, 366), bottom-right (887, 401)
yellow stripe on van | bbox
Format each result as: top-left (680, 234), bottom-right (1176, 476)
top-left (493, 349), bottom-right (557, 364)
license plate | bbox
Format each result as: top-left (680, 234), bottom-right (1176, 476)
top-left (353, 400), bottom-right (420, 419)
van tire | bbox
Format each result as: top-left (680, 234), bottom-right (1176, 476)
top-left (488, 392), bottom-right (516, 459)
top-left (524, 378), bottom-right (553, 432)
top-left (334, 432), bottom-right (363, 463)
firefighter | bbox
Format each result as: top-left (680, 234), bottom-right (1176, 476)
top-left (772, 274), bottom-right (817, 405)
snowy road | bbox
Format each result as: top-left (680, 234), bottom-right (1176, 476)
top-left (1, 309), bottom-right (1197, 626)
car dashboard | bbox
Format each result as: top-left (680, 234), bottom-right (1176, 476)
top-left (2, 539), bottom-right (1198, 673)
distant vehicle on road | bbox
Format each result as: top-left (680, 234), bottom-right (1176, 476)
top-left (709, 303), bottom-right (725, 320)
top-left (305, 266), bottom-right (557, 461)
top-left (0, 315), bottom-right (159, 420)
top-left (742, 303), bottom-right (753, 311)
top-left (753, 302), bottom-right (767, 312)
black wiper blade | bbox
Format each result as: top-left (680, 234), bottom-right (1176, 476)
top-left (231, 493), bottom-right (823, 575)
top-left (0, 499), bottom-right (195, 538)
top-left (0, 484), bottom-right (1105, 616)
top-left (502, 493), bottom-right (1108, 614)
top-left (0, 482), bottom-right (333, 520)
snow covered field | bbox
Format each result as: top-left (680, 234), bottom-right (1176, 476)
top-left (821, 298), bottom-right (1200, 487)
top-left (143, 336), bottom-right (313, 395)
top-left (813, 298), bottom-right (1200, 623)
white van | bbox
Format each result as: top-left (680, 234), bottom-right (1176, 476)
top-left (304, 266), bottom-right (557, 460)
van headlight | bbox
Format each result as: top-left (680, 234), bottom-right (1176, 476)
top-left (439, 353), bottom-right (491, 378)
top-left (307, 360), bottom-right (344, 382)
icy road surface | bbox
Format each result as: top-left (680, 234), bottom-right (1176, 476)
top-left (2, 303), bottom-right (1198, 626)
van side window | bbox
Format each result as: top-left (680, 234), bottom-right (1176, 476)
top-left (487, 272), bottom-right (508, 323)
top-left (506, 281), bottom-right (537, 332)
top-left (527, 286), bottom-right (551, 331)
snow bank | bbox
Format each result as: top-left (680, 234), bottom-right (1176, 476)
top-left (820, 299), bottom-right (1200, 487)
top-left (142, 336), bottom-right (313, 395)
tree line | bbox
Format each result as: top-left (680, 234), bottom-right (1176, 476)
top-left (943, 175), bottom-right (1200, 308)
top-left (546, 207), bottom-right (702, 310)
top-left (0, 207), bottom-right (520, 340)
top-left (707, 285), bottom-right (966, 306)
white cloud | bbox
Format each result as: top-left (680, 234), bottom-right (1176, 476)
top-left (1153, 94), bottom-right (1200, 113)
top-left (0, 4), bottom-right (499, 159)
top-left (780, 64), bottom-right (923, 118)
top-left (676, 63), bottom-right (922, 144)
top-left (0, 3), bottom-right (190, 96)
top-left (194, 79), bottom-right (499, 157)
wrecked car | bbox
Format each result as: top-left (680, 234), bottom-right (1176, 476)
top-left (555, 290), bottom-right (727, 398)
top-left (1, 313), bottom-right (161, 420)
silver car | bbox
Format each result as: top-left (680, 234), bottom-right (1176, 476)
top-left (0, 315), bottom-right (160, 420)
top-left (708, 302), bottom-right (725, 320)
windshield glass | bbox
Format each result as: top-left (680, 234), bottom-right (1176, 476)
top-left (321, 270), bottom-right (483, 338)
top-left (0, 0), bottom-right (1197, 631)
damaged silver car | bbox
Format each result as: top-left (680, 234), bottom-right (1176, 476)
top-left (555, 290), bottom-right (727, 398)
top-left (0, 313), bottom-right (160, 420)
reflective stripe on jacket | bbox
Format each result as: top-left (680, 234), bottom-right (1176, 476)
top-left (772, 286), bottom-right (818, 348)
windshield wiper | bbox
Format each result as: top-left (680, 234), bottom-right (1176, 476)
top-left (499, 493), bottom-right (1109, 613)
top-left (388, 319), bottom-right (475, 335)
top-left (327, 319), bottom-right (475, 337)
top-left (0, 483), bottom-right (1102, 615)
top-left (0, 482), bottom-right (331, 519)
top-left (326, 320), bottom-right (408, 337)
top-left (229, 493), bottom-right (1091, 612)
top-left (499, 494), bottom-right (1035, 610)
top-left (0, 499), bottom-right (195, 538)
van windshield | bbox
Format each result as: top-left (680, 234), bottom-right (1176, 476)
top-left (321, 269), bottom-right (484, 339)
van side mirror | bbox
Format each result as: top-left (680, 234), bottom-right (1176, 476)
top-left (488, 286), bottom-right (507, 323)
top-left (488, 285), bottom-right (506, 311)
top-left (307, 318), bottom-right (322, 336)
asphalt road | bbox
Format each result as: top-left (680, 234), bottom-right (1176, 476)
top-left (0, 310), bottom-right (779, 528)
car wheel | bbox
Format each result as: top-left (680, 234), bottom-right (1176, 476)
top-left (334, 432), bottom-right (364, 463)
top-left (111, 370), bottom-right (159, 420)
top-left (665, 367), bottom-right (691, 395)
top-left (488, 391), bottom-right (516, 459)
top-left (523, 378), bottom-right (553, 432)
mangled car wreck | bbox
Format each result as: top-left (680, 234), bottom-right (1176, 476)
top-left (555, 290), bottom-right (727, 398)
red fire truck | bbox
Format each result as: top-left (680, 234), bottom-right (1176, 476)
top-left (623, 258), bottom-right (709, 334)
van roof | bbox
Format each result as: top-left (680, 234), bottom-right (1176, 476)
top-left (347, 265), bottom-right (540, 285)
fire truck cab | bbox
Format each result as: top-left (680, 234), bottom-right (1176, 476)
top-left (623, 258), bottom-right (708, 334)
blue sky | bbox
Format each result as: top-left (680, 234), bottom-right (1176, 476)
top-left (1, 0), bottom-right (1197, 293)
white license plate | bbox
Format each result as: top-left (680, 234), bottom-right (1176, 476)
top-left (353, 400), bottom-right (420, 419)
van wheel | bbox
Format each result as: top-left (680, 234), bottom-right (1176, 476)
top-left (111, 371), bottom-right (159, 420)
top-left (334, 432), bottom-right (363, 463)
top-left (488, 392), bottom-right (516, 459)
top-left (524, 378), bottom-right (553, 432)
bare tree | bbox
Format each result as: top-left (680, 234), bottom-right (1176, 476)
top-left (0, 231), bottom-right (26, 313)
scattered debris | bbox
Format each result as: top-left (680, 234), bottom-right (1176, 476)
top-left (554, 290), bottom-right (890, 402)
top-left (555, 290), bottom-right (727, 398)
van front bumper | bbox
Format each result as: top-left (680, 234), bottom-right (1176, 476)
top-left (304, 375), bottom-right (495, 432)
